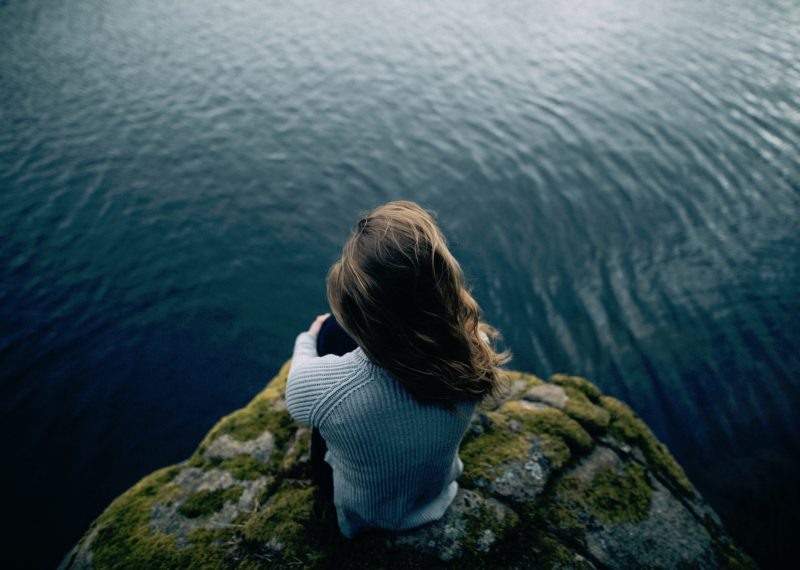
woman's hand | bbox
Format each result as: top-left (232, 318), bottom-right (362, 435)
top-left (307, 313), bottom-right (331, 337)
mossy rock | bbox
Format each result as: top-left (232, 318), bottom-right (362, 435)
top-left (61, 362), bottom-right (754, 569)
top-left (178, 486), bottom-right (245, 519)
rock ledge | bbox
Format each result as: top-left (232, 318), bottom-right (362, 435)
top-left (61, 364), bottom-right (754, 569)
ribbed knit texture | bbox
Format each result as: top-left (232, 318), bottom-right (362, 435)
top-left (286, 331), bottom-right (476, 538)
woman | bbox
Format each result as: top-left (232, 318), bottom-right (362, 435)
top-left (286, 201), bottom-right (509, 538)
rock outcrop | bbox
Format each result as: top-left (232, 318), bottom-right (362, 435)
top-left (60, 363), bottom-right (754, 569)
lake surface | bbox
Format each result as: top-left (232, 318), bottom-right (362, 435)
top-left (1, 0), bottom-right (798, 567)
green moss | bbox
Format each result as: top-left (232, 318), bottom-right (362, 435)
top-left (535, 433), bottom-right (572, 471)
top-left (88, 465), bottom-right (231, 569)
top-left (530, 534), bottom-right (595, 569)
top-left (205, 398), bottom-right (294, 446)
top-left (585, 463), bottom-right (652, 524)
top-left (188, 362), bottom-right (295, 467)
top-left (242, 481), bottom-right (316, 559)
top-left (503, 370), bottom-right (545, 388)
top-left (460, 410), bottom-right (574, 489)
top-left (561, 387), bottom-right (611, 432)
top-left (528, 495), bottom-right (589, 551)
top-left (254, 476), bottom-right (281, 509)
top-left (550, 374), bottom-right (602, 402)
top-left (526, 460), bottom-right (653, 555)
top-left (178, 486), bottom-right (244, 519)
top-left (600, 396), bottom-right (694, 496)
top-left (204, 361), bottom-right (293, 444)
top-left (192, 413), bottom-right (291, 476)
top-left (159, 482), bottom-right (182, 505)
top-left (190, 405), bottom-right (294, 475)
top-left (550, 461), bottom-right (652, 528)
top-left (215, 455), bottom-right (270, 480)
top-left (500, 402), bottom-right (593, 453)
top-left (186, 453), bottom-right (205, 469)
top-left (461, 413), bottom-right (534, 486)
top-left (281, 428), bottom-right (312, 471)
top-left (462, 494), bottom-right (520, 555)
top-left (187, 527), bottom-right (234, 546)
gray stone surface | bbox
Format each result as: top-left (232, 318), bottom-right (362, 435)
top-left (472, 435), bottom-right (554, 501)
top-left (149, 467), bottom-right (270, 549)
top-left (524, 384), bottom-right (569, 409)
top-left (585, 477), bottom-right (716, 569)
top-left (386, 489), bottom-right (515, 561)
top-left (559, 446), bottom-right (717, 570)
top-left (203, 430), bottom-right (275, 463)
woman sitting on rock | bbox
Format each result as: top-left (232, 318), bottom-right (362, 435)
top-left (286, 200), bottom-right (509, 537)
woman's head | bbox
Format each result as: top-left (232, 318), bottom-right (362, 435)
top-left (326, 201), bottom-right (510, 405)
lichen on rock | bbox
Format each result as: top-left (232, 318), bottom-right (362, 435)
top-left (385, 489), bottom-right (518, 561)
top-left (60, 364), bottom-right (755, 569)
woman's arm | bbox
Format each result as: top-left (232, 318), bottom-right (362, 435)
top-left (286, 314), bottom-right (331, 426)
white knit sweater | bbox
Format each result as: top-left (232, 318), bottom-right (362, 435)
top-left (286, 331), bottom-right (476, 538)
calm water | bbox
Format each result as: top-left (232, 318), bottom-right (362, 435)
top-left (1, 0), bottom-right (798, 567)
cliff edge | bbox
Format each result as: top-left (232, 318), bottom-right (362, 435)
top-left (61, 362), bottom-right (754, 569)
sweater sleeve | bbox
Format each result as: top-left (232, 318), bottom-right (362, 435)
top-left (286, 332), bottom-right (333, 427)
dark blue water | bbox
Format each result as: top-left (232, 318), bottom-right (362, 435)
top-left (1, 0), bottom-right (798, 567)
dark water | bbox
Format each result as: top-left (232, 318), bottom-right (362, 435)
top-left (1, 0), bottom-right (798, 567)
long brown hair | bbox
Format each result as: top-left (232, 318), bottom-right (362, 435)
top-left (326, 201), bottom-right (510, 405)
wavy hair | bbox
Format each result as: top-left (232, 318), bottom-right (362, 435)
top-left (326, 201), bottom-right (510, 405)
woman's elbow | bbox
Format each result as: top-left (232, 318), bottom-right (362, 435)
top-left (285, 368), bottom-right (308, 423)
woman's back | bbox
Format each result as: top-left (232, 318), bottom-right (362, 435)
top-left (287, 333), bottom-right (475, 537)
top-left (286, 201), bottom-right (508, 537)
